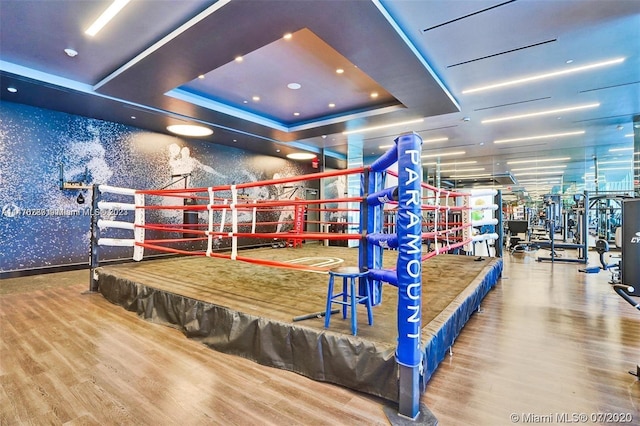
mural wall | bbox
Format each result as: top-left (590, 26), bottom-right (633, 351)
top-left (0, 101), bottom-right (311, 273)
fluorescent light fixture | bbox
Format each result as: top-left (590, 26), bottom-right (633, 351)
top-left (462, 57), bottom-right (625, 94)
top-left (507, 157), bottom-right (571, 165)
top-left (598, 167), bottom-right (631, 171)
top-left (286, 153), bottom-right (316, 160)
top-left (494, 130), bottom-right (584, 144)
top-left (438, 167), bottom-right (486, 173)
top-left (423, 160), bottom-right (478, 166)
top-left (609, 147), bottom-right (634, 152)
top-left (513, 171), bottom-right (565, 177)
top-left (423, 137), bottom-right (448, 143)
top-left (166, 124), bottom-right (213, 137)
top-left (482, 103), bottom-right (599, 124)
top-left (510, 165), bottom-right (567, 171)
top-left (446, 173), bottom-right (492, 178)
top-left (343, 118), bottom-right (424, 135)
top-left (421, 151), bottom-right (466, 158)
top-left (597, 160), bottom-right (631, 165)
top-left (625, 133), bottom-right (634, 138)
top-left (85, 0), bottom-right (131, 37)
top-left (517, 179), bottom-right (562, 183)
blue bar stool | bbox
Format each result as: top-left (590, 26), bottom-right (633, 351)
top-left (324, 266), bottom-right (373, 335)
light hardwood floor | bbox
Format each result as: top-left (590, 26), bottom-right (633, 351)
top-left (1, 252), bottom-right (638, 425)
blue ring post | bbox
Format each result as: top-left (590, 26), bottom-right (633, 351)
top-left (395, 132), bottom-right (423, 419)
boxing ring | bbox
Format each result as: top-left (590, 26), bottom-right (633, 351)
top-left (90, 133), bottom-right (503, 420)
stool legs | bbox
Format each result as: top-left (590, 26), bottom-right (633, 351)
top-left (350, 277), bottom-right (357, 335)
top-left (324, 274), bottom-right (335, 329)
top-left (325, 273), bottom-right (374, 336)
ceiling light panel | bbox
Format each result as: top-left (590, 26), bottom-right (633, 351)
top-left (482, 103), bottom-right (599, 124)
top-left (421, 151), bottom-right (466, 158)
top-left (166, 124), bottom-right (213, 137)
top-left (507, 157), bottom-right (571, 165)
top-left (494, 130), bottom-right (584, 144)
top-left (462, 57), bottom-right (624, 94)
top-left (85, 0), bottom-right (131, 37)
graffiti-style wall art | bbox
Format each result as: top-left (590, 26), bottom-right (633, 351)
top-left (0, 101), bottom-right (311, 273)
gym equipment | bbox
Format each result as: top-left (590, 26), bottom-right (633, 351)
top-left (621, 199), bottom-right (639, 295)
top-left (612, 284), bottom-right (639, 378)
top-left (536, 192), bottom-right (589, 264)
top-left (578, 239), bottom-right (620, 282)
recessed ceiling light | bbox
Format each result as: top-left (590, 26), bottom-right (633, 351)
top-left (84, 0), bottom-right (131, 37)
top-left (235, 56), bottom-right (243, 63)
top-left (276, 149), bottom-right (281, 153)
top-left (130, 116), bottom-right (136, 119)
top-left (370, 92), bottom-right (379, 99)
top-left (494, 130), bottom-right (585, 143)
top-left (482, 103), bottom-right (599, 124)
top-left (166, 125), bottom-right (213, 137)
top-left (198, 74), bottom-right (205, 79)
top-left (566, 59), bottom-right (574, 64)
top-left (243, 100), bottom-right (248, 104)
top-left (252, 96), bottom-right (260, 102)
top-left (336, 68), bottom-right (344, 74)
top-left (462, 57), bottom-right (624, 94)
top-left (283, 33), bottom-right (292, 40)
top-left (6, 87), bottom-right (17, 93)
top-left (328, 103), bottom-right (335, 108)
top-left (287, 153), bottom-right (316, 160)
top-left (293, 112), bottom-right (300, 116)
top-left (287, 83), bottom-right (301, 90)
top-left (64, 48), bottom-right (78, 57)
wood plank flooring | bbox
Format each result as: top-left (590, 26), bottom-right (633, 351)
top-left (1, 252), bottom-right (639, 425)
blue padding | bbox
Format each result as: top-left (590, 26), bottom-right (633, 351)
top-left (367, 233), bottom-right (399, 249)
top-left (370, 144), bottom-right (398, 172)
top-left (368, 268), bottom-right (397, 286)
top-left (422, 259), bottom-right (503, 384)
top-left (395, 132), bottom-right (423, 369)
top-left (366, 172), bottom-right (385, 306)
top-left (366, 186), bottom-right (398, 207)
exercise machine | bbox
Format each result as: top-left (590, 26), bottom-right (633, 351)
top-left (613, 284), bottom-right (639, 378)
top-left (536, 192), bottom-right (589, 264)
top-left (578, 239), bottom-right (621, 282)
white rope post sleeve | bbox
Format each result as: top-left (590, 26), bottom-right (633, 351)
top-left (97, 201), bottom-right (136, 211)
top-left (98, 185), bottom-right (137, 196)
top-left (98, 238), bottom-right (135, 247)
top-left (97, 220), bottom-right (134, 230)
top-left (230, 185), bottom-right (238, 260)
top-left (251, 200), bottom-right (257, 234)
top-left (133, 193), bottom-right (145, 261)
top-left (219, 198), bottom-right (227, 237)
top-left (206, 187), bottom-right (214, 256)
